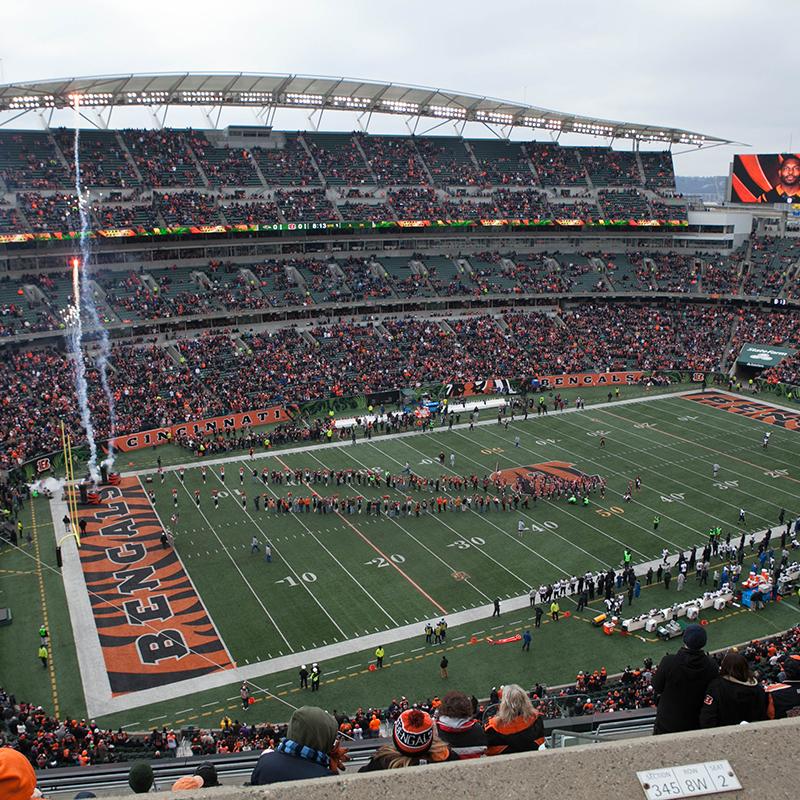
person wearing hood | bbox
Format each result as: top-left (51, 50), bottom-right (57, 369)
top-left (435, 691), bottom-right (487, 759)
top-left (699, 652), bottom-right (767, 728)
top-left (250, 706), bottom-right (345, 784)
top-left (652, 624), bottom-right (719, 734)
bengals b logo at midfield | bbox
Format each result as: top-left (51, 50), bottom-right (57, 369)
top-left (493, 461), bottom-right (601, 494)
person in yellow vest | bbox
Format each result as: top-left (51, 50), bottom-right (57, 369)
top-left (326, 428), bottom-right (333, 441)
top-left (550, 600), bottom-right (560, 622)
top-left (375, 646), bottom-right (385, 669)
top-left (38, 644), bottom-right (48, 668)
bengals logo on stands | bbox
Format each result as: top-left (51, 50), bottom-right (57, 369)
top-left (692, 372), bottom-right (706, 383)
top-left (492, 461), bottom-right (600, 494)
top-left (36, 458), bottom-right (51, 473)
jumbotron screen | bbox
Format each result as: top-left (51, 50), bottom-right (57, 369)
top-left (730, 153), bottom-right (800, 204)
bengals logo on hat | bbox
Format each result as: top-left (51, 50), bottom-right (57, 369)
top-left (703, 695), bottom-right (714, 705)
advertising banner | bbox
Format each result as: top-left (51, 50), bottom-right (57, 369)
top-left (736, 344), bottom-right (796, 368)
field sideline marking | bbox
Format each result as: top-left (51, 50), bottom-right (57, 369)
top-left (31, 501), bottom-right (60, 718)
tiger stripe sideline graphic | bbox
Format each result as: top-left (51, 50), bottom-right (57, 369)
top-left (76, 477), bottom-right (234, 695)
top-left (684, 392), bottom-right (800, 431)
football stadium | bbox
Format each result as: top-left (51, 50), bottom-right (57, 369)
top-left (0, 7), bottom-right (799, 798)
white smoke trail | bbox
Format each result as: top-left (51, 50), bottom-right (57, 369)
top-left (72, 97), bottom-right (118, 473)
top-left (68, 255), bottom-right (100, 481)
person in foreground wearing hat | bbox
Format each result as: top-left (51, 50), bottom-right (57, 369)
top-left (250, 706), bottom-right (347, 784)
top-left (359, 708), bottom-right (455, 771)
top-left (699, 651), bottom-right (768, 728)
top-left (652, 623), bottom-right (719, 735)
top-left (127, 761), bottom-right (154, 794)
top-left (0, 746), bottom-right (40, 800)
top-left (484, 684), bottom-right (545, 755)
top-left (766, 654), bottom-right (800, 719)
top-left (435, 690), bottom-right (488, 759)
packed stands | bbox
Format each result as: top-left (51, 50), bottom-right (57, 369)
top-left (18, 192), bottom-right (81, 232)
top-left (275, 189), bottom-right (338, 222)
top-left (156, 191), bottom-right (223, 226)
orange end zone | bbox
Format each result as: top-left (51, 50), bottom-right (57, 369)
top-left (76, 476), bottom-right (234, 695)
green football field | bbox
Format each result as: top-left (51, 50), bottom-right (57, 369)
top-left (2, 387), bottom-right (799, 732)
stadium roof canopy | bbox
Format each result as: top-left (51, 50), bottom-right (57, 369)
top-left (0, 72), bottom-right (732, 146)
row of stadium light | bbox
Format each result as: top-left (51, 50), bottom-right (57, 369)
top-left (8, 94), bottom-right (56, 109)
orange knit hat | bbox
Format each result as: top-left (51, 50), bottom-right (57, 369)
top-left (0, 748), bottom-right (37, 800)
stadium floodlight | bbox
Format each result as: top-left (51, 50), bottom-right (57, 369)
top-left (476, 111), bottom-right (514, 125)
top-left (237, 92), bottom-right (274, 104)
top-left (180, 91), bottom-right (225, 104)
top-left (125, 91), bottom-right (170, 104)
top-left (380, 99), bottom-right (420, 114)
top-left (286, 92), bottom-right (324, 105)
top-left (8, 94), bottom-right (55, 109)
top-left (331, 95), bottom-right (371, 109)
top-left (428, 104), bottom-right (466, 119)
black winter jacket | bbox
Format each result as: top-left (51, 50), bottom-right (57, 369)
top-left (652, 647), bottom-right (719, 734)
top-left (699, 676), bottom-right (768, 728)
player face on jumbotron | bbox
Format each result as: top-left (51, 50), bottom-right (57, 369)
top-left (777, 157), bottom-right (800, 189)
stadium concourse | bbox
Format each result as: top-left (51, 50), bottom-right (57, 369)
top-left (0, 119), bottom-right (800, 797)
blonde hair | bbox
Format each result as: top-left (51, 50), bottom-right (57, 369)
top-left (494, 684), bottom-right (536, 726)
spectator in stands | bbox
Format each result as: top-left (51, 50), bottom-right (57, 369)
top-left (766, 654), bottom-right (800, 719)
top-left (359, 708), bottom-right (454, 771)
top-left (435, 690), bottom-right (487, 759)
top-left (699, 651), bottom-right (768, 728)
top-left (249, 706), bottom-right (341, 784)
top-left (484, 684), bottom-right (545, 754)
top-left (0, 747), bottom-right (38, 800)
top-left (652, 624), bottom-right (719, 735)
top-left (127, 761), bottom-right (154, 793)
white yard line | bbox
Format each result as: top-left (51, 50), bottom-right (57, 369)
top-left (229, 457), bottom-right (399, 628)
top-left (174, 475), bottom-right (294, 651)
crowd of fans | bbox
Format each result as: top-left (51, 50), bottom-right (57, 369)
top-left (2, 623), bottom-right (798, 776)
top-left (2, 299), bottom-right (799, 464)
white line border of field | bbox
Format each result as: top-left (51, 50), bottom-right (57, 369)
top-left (56, 387), bottom-right (798, 717)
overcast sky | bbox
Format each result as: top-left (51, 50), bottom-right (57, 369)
top-left (2, 0), bottom-right (797, 175)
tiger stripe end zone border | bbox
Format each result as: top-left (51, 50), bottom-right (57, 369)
top-left (71, 476), bottom-right (234, 710)
top-left (684, 391), bottom-right (800, 431)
